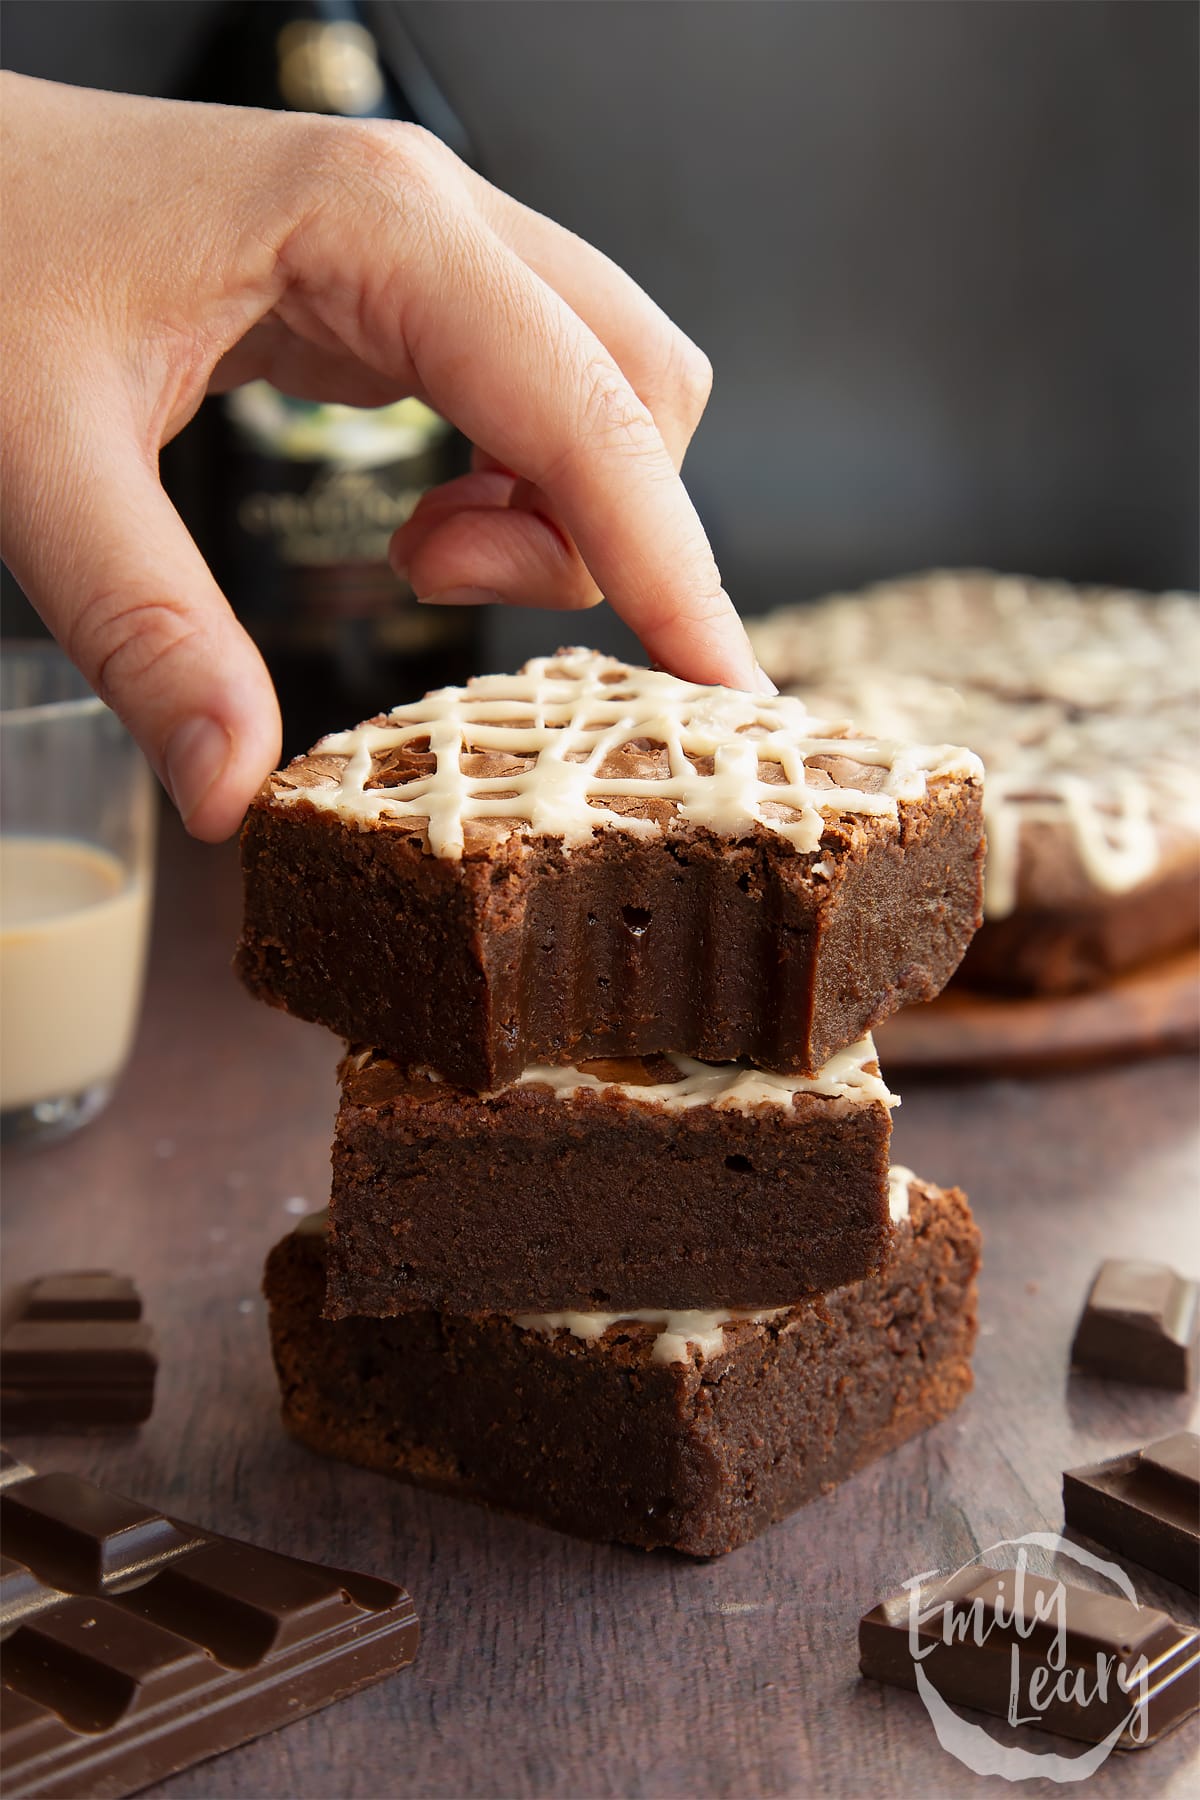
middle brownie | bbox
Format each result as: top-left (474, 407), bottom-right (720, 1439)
top-left (327, 1037), bottom-right (896, 1318)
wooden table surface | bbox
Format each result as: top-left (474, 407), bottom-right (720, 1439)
top-left (4, 812), bottom-right (1198, 1800)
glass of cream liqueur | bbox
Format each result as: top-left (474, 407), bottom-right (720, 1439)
top-left (1, 644), bottom-right (156, 1144)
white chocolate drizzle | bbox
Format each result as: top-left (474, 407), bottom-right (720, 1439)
top-left (887, 1165), bottom-right (914, 1223)
top-left (512, 1166), bottom-right (918, 1367)
top-left (511, 1305), bottom-right (789, 1366)
top-left (269, 648), bottom-right (981, 861)
top-left (748, 573), bottom-right (1200, 919)
top-left (515, 1035), bottom-right (896, 1112)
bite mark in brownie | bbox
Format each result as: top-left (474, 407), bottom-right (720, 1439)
top-left (328, 1037), bottom-right (898, 1316)
top-left (264, 1172), bottom-right (980, 1557)
top-left (237, 649), bottom-right (984, 1084)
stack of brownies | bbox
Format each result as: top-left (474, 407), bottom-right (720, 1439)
top-left (242, 649), bottom-right (985, 1555)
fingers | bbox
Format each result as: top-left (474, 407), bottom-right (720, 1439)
top-left (406, 508), bottom-right (604, 613)
top-left (408, 243), bottom-right (756, 685)
top-left (391, 468), bottom-right (603, 610)
top-left (286, 125), bottom-right (764, 690)
top-left (422, 155), bottom-right (729, 640)
top-left (2, 407), bottom-right (280, 842)
top-left (461, 172), bottom-right (712, 471)
top-left (392, 469), bottom-right (519, 550)
top-left (209, 314), bottom-right (412, 408)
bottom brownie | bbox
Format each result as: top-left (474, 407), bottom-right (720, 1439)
top-left (263, 1173), bottom-right (980, 1557)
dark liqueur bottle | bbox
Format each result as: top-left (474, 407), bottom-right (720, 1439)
top-left (165, 1), bottom-right (479, 757)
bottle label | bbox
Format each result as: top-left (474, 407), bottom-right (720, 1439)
top-left (236, 465), bottom-right (426, 571)
top-left (220, 383), bottom-right (450, 624)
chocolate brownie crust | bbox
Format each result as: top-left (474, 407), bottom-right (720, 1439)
top-left (238, 771), bottom-right (983, 1087)
top-left (237, 650), bottom-right (984, 1084)
top-left (264, 1176), bottom-right (980, 1556)
top-left (328, 1043), bottom-right (896, 1316)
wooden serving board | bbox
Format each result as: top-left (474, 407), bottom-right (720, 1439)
top-left (875, 945), bottom-right (1200, 1073)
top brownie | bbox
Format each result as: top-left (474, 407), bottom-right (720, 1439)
top-left (237, 649), bottom-right (984, 1086)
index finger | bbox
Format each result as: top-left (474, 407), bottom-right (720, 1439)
top-left (295, 139), bottom-right (767, 692)
top-left (413, 229), bottom-right (763, 690)
top-left (461, 170), bottom-right (712, 474)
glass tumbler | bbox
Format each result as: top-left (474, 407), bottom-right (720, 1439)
top-left (0, 643), bottom-right (157, 1144)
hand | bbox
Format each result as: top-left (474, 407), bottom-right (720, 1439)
top-left (0, 74), bottom-right (770, 842)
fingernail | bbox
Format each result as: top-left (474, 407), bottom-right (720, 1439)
top-left (415, 587), bottom-right (505, 607)
top-left (164, 716), bottom-right (231, 824)
top-left (753, 663), bottom-right (779, 697)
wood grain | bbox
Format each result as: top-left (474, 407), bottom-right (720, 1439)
top-left (3, 809), bottom-right (1198, 1799)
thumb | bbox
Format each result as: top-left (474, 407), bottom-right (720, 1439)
top-left (5, 435), bottom-right (280, 843)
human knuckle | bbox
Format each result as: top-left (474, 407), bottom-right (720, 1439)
top-left (68, 586), bottom-right (200, 708)
top-left (637, 327), bottom-right (712, 446)
top-left (670, 331), bottom-right (713, 415)
top-left (294, 117), bottom-right (454, 229)
top-left (387, 121), bottom-right (453, 175)
top-left (341, 119), bottom-right (451, 196)
top-left (576, 360), bottom-right (660, 460)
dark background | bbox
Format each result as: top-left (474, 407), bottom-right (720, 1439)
top-left (3, 0), bottom-right (1197, 669)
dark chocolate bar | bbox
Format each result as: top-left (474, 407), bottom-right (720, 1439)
top-left (1070, 1260), bottom-right (1198, 1392)
top-left (0, 1451), bottom-right (419, 1799)
top-left (2, 1274), bottom-right (157, 1430)
top-left (1064, 1432), bottom-right (1200, 1595)
top-left (860, 1563), bottom-right (1200, 1749)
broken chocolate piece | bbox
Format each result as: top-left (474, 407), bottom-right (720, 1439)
top-left (1, 1273), bottom-right (157, 1429)
top-left (20, 1274), bottom-right (142, 1322)
top-left (0, 1455), bottom-right (419, 1799)
top-left (1064, 1432), bottom-right (1200, 1594)
top-left (860, 1563), bottom-right (1200, 1748)
top-left (1070, 1261), bottom-right (1198, 1391)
